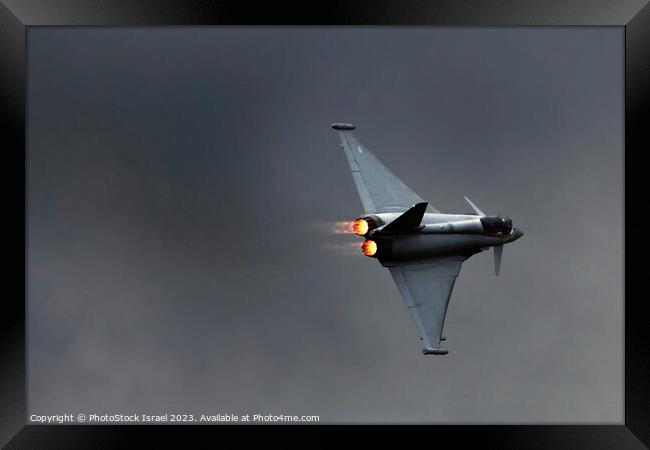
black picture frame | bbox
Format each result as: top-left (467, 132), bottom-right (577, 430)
top-left (1, 1), bottom-right (647, 447)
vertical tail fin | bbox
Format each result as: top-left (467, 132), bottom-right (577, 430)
top-left (380, 202), bottom-right (428, 233)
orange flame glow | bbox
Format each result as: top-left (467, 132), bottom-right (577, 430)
top-left (352, 218), bottom-right (369, 236)
top-left (331, 221), bottom-right (355, 234)
top-left (361, 240), bottom-right (377, 257)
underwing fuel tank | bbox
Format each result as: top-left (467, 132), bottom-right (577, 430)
top-left (420, 219), bottom-right (484, 234)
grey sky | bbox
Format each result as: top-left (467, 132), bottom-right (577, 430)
top-left (27, 27), bottom-right (623, 423)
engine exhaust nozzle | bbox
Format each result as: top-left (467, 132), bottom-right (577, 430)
top-left (361, 239), bottom-right (377, 257)
top-left (352, 218), bottom-right (369, 236)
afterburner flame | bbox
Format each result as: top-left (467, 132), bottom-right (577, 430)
top-left (353, 218), bottom-right (369, 236)
top-left (330, 221), bottom-right (355, 234)
top-left (361, 239), bottom-right (377, 257)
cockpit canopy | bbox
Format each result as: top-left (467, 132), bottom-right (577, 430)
top-left (480, 215), bottom-right (513, 235)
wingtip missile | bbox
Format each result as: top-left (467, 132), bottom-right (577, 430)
top-left (331, 122), bottom-right (356, 130)
top-left (423, 347), bottom-right (449, 356)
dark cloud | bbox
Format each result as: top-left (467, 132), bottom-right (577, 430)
top-left (27, 27), bottom-right (623, 423)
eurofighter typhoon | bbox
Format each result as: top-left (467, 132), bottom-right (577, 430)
top-left (332, 123), bottom-right (523, 355)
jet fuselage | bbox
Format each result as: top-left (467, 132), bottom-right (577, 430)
top-left (357, 212), bottom-right (523, 266)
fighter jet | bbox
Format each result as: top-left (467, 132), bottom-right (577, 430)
top-left (332, 122), bottom-right (523, 355)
